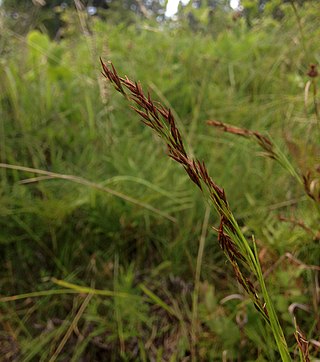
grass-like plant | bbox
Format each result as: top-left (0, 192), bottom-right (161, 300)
top-left (206, 119), bottom-right (319, 362)
top-left (100, 59), bottom-right (293, 361)
top-left (207, 119), bottom-right (320, 206)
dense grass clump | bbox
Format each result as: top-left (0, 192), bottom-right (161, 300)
top-left (0, 3), bottom-right (319, 361)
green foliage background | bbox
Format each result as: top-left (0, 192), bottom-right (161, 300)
top-left (0, 1), bottom-right (319, 360)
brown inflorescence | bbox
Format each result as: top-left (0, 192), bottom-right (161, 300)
top-left (307, 64), bottom-right (318, 78)
top-left (100, 59), bottom-right (268, 321)
top-left (208, 120), bottom-right (320, 206)
top-left (101, 59), bottom-right (228, 206)
top-left (207, 120), bottom-right (276, 160)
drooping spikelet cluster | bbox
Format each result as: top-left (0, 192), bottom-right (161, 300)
top-left (207, 120), bottom-right (276, 159)
top-left (207, 119), bottom-right (320, 205)
top-left (100, 59), bottom-right (298, 360)
top-left (100, 59), bottom-right (269, 319)
top-left (100, 59), bottom-right (228, 208)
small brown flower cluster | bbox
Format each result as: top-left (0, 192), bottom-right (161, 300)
top-left (307, 64), bottom-right (318, 78)
top-left (101, 59), bottom-right (268, 321)
top-left (207, 120), bottom-right (276, 160)
top-left (217, 215), bottom-right (268, 318)
top-left (208, 120), bottom-right (320, 207)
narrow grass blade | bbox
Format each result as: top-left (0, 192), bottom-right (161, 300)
top-left (0, 163), bottom-right (176, 222)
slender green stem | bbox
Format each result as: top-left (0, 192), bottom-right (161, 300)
top-left (191, 206), bottom-right (210, 360)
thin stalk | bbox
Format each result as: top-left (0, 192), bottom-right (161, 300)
top-left (253, 240), bottom-right (292, 362)
top-left (0, 163), bottom-right (176, 222)
top-left (191, 206), bottom-right (210, 360)
top-left (48, 294), bottom-right (93, 362)
top-left (290, 0), bottom-right (308, 62)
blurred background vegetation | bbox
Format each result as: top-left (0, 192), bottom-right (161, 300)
top-left (0, 0), bottom-right (319, 361)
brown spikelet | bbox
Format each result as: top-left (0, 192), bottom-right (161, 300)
top-left (218, 217), bottom-right (244, 261)
top-left (207, 120), bottom-right (276, 160)
top-left (131, 107), bottom-right (150, 122)
top-left (207, 120), bottom-right (253, 137)
top-left (295, 328), bottom-right (310, 362)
